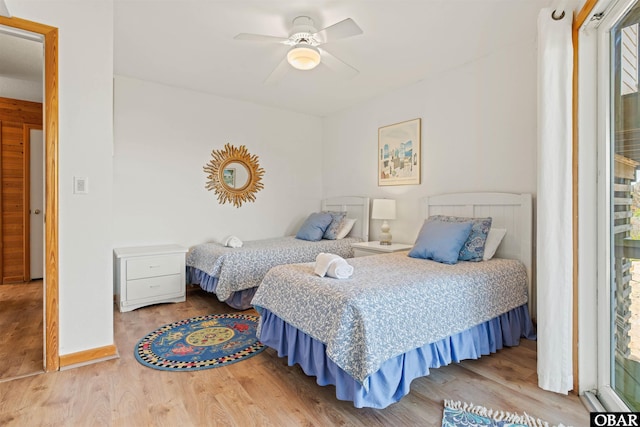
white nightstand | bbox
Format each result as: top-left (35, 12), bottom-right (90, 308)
top-left (114, 244), bottom-right (188, 313)
top-left (351, 241), bottom-right (413, 257)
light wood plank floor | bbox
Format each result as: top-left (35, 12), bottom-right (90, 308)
top-left (0, 281), bottom-right (43, 381)
top-left (0, 287), bottom-right (590, 426)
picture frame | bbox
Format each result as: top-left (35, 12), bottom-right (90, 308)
top-left (223, 167), bottom-right (236, 188)
top-left (378, 118), bottom-right (421, 186)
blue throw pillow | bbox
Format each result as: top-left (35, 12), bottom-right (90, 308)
top-left (408, 220), bottom-right (473, 264)
top-left (296, 212), bottom-right (334, 241)
top-left (322, 211), bottom-right (347, 240)
top-left (429, 215), bottom-right (492, 261)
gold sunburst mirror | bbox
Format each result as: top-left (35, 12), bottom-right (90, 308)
top-left (204, 143), bottom-right (265, 208)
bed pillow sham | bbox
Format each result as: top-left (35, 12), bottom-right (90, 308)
top-left (483, 227), bottom-right (507, 260)
top-left (296, 212), bottom-right (334, 241)
top-left (408, 219), bottom-right (473, 264)
top-left (429, 215), bottom-right (492, 261)
top-left (335, 218), bottom-right (357, 239)
top-left (322, 211), bottom-right (348, 240)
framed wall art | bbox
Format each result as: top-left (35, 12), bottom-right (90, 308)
top-left (378, 118), bottom-right (421, 186)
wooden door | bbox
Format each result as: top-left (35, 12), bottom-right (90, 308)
top-left (0, 97), bottom-right (43, 283)
top-left (28, 127), bottom-right (44, 280)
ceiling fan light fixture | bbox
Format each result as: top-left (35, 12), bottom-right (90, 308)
top-left (287, 44), bottom-right (321, 70)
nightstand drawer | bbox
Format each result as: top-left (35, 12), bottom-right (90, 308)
top-left (126, 274), bottom-right (183, 301)
top-left (115, 244), bottom-right (188, 312)
top-left (126, 254), bottom-right (183, 280)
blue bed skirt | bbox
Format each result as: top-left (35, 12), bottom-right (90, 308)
top-left (186, 267), bottom-right (257, 310)
top-left (258, 304), bottom-right (536, 409)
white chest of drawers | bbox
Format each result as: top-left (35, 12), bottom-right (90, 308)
top-left (114, 244), bottom-right (188, 312)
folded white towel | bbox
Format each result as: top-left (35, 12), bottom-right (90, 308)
top-left (326, 258), bottom-right (354, 279)
top-left (224, 235), bottom-right (243, 248)
top-left (314, 252), bottom-right (342, 277)
top-left (314, 253), bottom-right (353, 279)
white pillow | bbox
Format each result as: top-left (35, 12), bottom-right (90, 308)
top-left (483, 228), bottom-right (507, 261)
top-left (335, 218), bottom-right (357, 239)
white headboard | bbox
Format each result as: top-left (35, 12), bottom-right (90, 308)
top-left (322, 196), bottom-right (370, 242)
top-left (424, 192), bottom-right (533, 308)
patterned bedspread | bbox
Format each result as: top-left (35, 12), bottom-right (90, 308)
top-left (186, 236), bottom-right (359, 301)
top-left (251, 252), bottom-right (528, 388)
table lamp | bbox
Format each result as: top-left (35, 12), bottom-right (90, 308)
top-left (371, 199), bottom-right (396, 245)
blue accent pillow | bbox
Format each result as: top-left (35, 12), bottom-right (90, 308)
top-left (429, 215), bottom-right (492, 262)
top-left (408, 220), bottom-right (473, 264)
top-left (322, 211), bottom-right (347, 240)
top-left (296, 212), bottom-right (334, 241)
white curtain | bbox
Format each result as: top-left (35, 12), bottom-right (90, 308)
top-left (536, 7), bottom-right (573, 394)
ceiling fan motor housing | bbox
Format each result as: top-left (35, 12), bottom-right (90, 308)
top-left (289, 16), bottom-right (319, 46)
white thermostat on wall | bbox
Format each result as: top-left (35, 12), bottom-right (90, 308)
top-left (73, 176), bottom-right (88, 194)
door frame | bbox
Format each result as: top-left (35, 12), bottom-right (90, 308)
top-left (0, 16), bottom-right (59, 372)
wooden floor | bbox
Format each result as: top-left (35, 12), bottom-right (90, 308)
top-left (0, 281), bottom-right (43, 381)
top-left (0, 287), bottom-right (590, 426)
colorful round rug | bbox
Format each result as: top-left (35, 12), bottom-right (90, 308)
top-left (135, 313), bottom-right (265, 371)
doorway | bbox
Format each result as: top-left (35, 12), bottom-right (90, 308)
top-left (0, 15), bottom-right (59, 374)
top-left (0, 111), bottom-right (44, 380)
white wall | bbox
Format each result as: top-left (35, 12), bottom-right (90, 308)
top-left (112, 76), bottom-right (324, 248)
top-left (0, 76), bottom-right (42, 102)
top-left (323, 40), bottom-right (538, 245)
top-left (4, 0), bottom-right (538, 360)
top-left (7, 1), bottom-right (115, 355)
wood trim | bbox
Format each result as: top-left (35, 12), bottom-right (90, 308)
top-left (576, 0), bottom-right (600, 29)
top-left (572, 0), bottom-right (599, 393)
top-left (43, 21), bottom-right (59, 374)
top-left (59, 345), bottom-right (118, 369)
top-left (0, 120), bottom-right (3, 283)
top-left (0, 16), bottom-right (60, 372)
top-left (23, 125), bottom-right (30, 282)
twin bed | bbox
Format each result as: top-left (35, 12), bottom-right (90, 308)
top-left (186, 196), bottom-right (370, 309)
top-left (251, 192), bottom-right (536, 408)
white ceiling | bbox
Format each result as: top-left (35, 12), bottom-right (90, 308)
top-left (0, 30), bottom-right (42, 82)
top-left (0, 1), bottom-right (556, 117)
top-left (113, 0), bottom-right (553, 116)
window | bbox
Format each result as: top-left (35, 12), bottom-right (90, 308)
top-left (579, 0), bottom-right (640, 411)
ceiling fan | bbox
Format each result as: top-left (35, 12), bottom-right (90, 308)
top-left (233, 16), bottom-right (363, 84)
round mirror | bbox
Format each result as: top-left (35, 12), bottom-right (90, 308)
top-left (221, 161), bottom-right (250, 190)
top-left (204, 144), bottom-right (265, 208)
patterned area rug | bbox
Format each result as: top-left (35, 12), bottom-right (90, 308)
top-left (442, 400), bottom-right (565, 427)
top-left (135, 313), bottom-right (265, 371)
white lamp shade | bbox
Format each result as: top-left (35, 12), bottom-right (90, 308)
top-left (287, 44), bottom-right (321, 70)
top-left (371, 199), bottom-right (396, 220)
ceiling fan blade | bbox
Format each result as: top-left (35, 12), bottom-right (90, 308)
top-left (314, 18), bottom-right (363, 43)
top-left (264, 57), bottom-right (290, 85)
top-left (233, 33), bottom-right (289, 43)
top-left (319, 49), bottom-right (359, 79)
